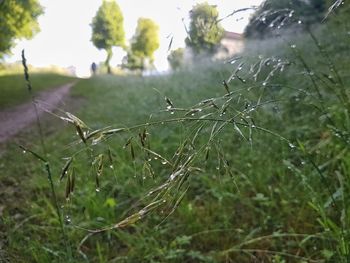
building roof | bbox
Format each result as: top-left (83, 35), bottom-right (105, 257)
top-left (223, 31), bottom-right (243, 40)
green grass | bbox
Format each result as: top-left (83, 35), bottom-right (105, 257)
top-left (0, 73), bottom-right (76, 109)
top-left (1, 17), bottom-right (350, 263)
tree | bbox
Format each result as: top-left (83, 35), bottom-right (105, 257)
top-left (122, 50), bottom-right (145, 72)
top-left (91, 0), bottom-right (125, 74)
top-left (129, 18), bottom-right (160, 71)
top-left (122, 18), bottom-right (160, 72)
top-left (185, 2), bottom-right (224, 55)
top-left (244, 0), bottom-right (327, 39)
top-left (0, 0), bottom-right (43, 59)
top-left (167, 48), bottom-right (185, 71)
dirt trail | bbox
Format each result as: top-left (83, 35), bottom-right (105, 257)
top-left (0, 82), bottom-right (75, 143)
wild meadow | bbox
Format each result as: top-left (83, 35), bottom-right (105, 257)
top-left (0, 73), bottom-right (76, 109)
top-left (1, 2), bottom-right (350, 263)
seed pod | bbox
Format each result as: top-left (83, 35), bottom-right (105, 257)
top-left (97, 154), bottom-right (103, 177)
top-left (75, 125), bottom-right (86, 144)
top-left (130, 143), bottom-right (135, 160)
top-left (65, 171), bottom-right (71, 199)
top-left (222, 80), bottom-right (230, 94)
top-left (165, 96), bottom-right (174, 108)
top-left (60, 157), bottom-right (73, 181)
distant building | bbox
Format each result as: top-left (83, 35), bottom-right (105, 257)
top-left (215, 31), bottom-right (244, 60)
top-left (182, 31), bottom-right (244, 65)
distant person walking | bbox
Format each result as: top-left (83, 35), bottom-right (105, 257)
top-left (91, 62), bottom-right (97, 76)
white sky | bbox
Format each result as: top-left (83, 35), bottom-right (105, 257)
top-left (7, 0), bottom-right (263, 77)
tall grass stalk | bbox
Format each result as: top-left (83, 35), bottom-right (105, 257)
top-left (21, 49), bottom-right (46, 154)
top-left (19, 146), bottom-right (73, 261)
top-left (20, 52), bottom-right (73, 261)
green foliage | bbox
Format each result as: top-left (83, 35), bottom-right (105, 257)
top-left (2, 3), bottom-right (350, 262)
top-left (244, 0), bottom-right (327, 38)
top-left (0, 0), bottom-right (43, 58)
top-left (167, 48), bottom-right (185, 71)
top-left (0, 73), bottom-right (75, 108)
top-left (123, 18), bottom-right (159, 72)
top-left (122, 50), bottom-right (145, 71)
top-left (185, 2), bottom-right (224, 55)
top-left (131, 18), bottom-right (160, 61)
top-left (91, 0), bottom-right (125, 73)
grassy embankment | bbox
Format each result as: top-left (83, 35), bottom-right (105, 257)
top-left (0, 73), bottom-right (76, 109)
top-left (1, 18), bottom-right (350, 262)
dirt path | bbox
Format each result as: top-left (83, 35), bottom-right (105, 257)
top-left (0, 82), bottom-right (76, 143)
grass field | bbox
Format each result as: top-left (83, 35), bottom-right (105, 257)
top-left (0, 73), bottom-right (76, 109)
top-left (1, 17), bottom-right (350, 263)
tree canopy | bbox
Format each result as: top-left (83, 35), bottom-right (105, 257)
top-left (122, 50), bottom-right (144, 71)
top-left (0, 0), bottom-right (43, 59)
top-left (167, 48), bottom-right (184, 71)
top-left (244, 0), bottom-right (327, 38)
top-left (91, 0), bottom-right (125, 73)
top-left (131, 18), bottom-right (160, 63)
top-left (123, 18), bottom-right (159, 71)
top-left (185, 2), bottom-right (224, 55)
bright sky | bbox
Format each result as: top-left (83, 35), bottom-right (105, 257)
top-left (7, 0), bottom-right (263, 77)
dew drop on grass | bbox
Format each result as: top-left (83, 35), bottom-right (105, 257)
top-left (22, 150), bottom-right (26, 154)
top-left (161, 161), bottom-right (167, 165)
top-left (109, 165), bottom-right (114, 169)
top-left (288, 143), bottom-right (296, 149)
top-left (95, 188), bottom-right (100, 193)
top-left (65, 215), bottom-right (71, 224)
top-left (170, 111), bottom-right (175, 115)
top-left (291, 44), bottom-right (296, 49)
top-left (154, 157), bottom-right (158, 160)
top-left (298, 20), bottom-right (302, 24)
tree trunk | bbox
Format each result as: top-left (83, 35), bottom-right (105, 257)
top-left (105, 48), bottom-right (113, 74)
